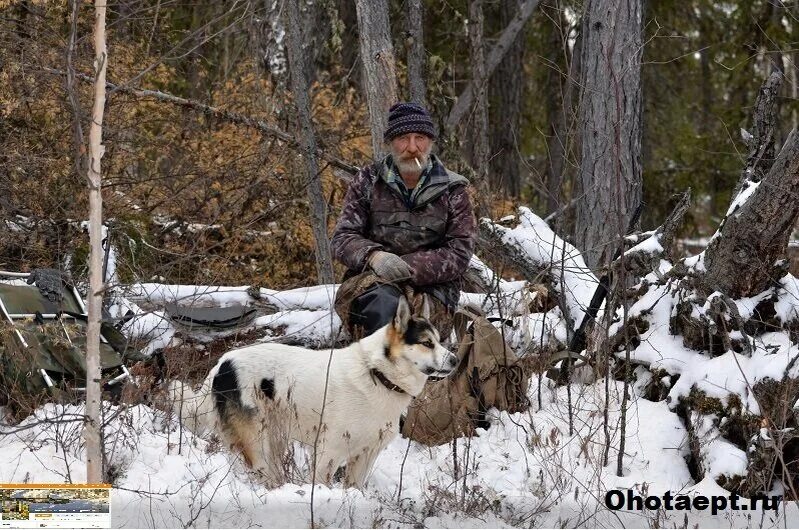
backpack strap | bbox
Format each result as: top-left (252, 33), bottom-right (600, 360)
top-left (453, 307), bottom-right (484, 343)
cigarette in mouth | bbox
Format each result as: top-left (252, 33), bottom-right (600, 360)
top-left (414, 157), bottom-right (422, 169)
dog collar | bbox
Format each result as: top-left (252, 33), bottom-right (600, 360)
top-left (370, 368), bottom-right (408, 395)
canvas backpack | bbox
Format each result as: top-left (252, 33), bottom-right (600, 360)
top-left (400, 308), bottom-right (531, 446)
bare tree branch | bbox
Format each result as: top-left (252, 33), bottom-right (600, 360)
top-left (445, 0), bottom-right (542, 132)
top-left (42, 67), bottom-right (360, 177)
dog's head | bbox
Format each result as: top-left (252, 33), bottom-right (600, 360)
top-left (385, 296), bottom-right (459, 379)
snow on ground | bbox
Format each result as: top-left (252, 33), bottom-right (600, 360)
top-left (3, 377), bottom-right (799, 528)
top-left (4, 232), bottom-right (798, 526)
top-left (610, 270), bottom-right (799, 415)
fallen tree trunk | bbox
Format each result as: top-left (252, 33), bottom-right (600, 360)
top-left (479, 207), bottom-right (597, 332)
top-left (701, 130), bottom-right (799, 298)
top-left (701, 74), bottom-right (798, 299)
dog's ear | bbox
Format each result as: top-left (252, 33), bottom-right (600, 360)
top-left (420, 294), bottom-right (431, 320)
top-left (393, 296), bottom-right (411, 334)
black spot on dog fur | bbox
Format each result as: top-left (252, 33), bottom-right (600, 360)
top-left (260, 378), bottom-right (275, 399)
top-left (404, 318), bottom-right (434, 346)
top-left (212, 359), bottom-right (241, 417)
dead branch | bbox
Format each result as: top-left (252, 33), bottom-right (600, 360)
top-left (616, 189), bottom-right (691, 277)
top-left (702, 128), bottom-right (799, 297)
top-left (735, 71), bottom-right (782, 194)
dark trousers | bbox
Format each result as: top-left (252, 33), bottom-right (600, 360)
top-left (334, 272), bottom-right (454, 341)
top-left (349, 284), bottom-right (403, 337)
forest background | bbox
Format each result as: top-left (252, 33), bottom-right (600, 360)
top-left (2, 0), bottom-right (797, 288)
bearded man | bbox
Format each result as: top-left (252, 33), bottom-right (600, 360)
top-left (331, 102), bottom-right (476, 341)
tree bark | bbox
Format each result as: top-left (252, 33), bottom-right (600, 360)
top-left (489, 0), bottom-right (526, 198)
top-left (85, 0), bottom-right (108, 484)
top-left (284, 0), bottom-right (335, 285)
top-left (338, 0), bottom-right (360, 87)
top-left (734, 72), bottom-right (782, 194)
top-left (355, 0), bottom-right (399, 160)
top-left (405, 0), bottom-right (426, 105)
top-left (298, 1), bottom-right (329, 86)
top-left (468, 0), bottom-right (491, 216)
top-left (445, 0), bottom-right (541, 132)
top-left (574, 0), bottom-right (643, 269)
top-left (703, 77), bottom-right (799, 299)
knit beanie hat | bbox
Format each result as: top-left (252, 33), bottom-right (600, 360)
top-left (383, 102), bottom-right (437, 142)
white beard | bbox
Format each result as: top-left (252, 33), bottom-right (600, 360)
top-left (391, 146), bottom-right (433, 177)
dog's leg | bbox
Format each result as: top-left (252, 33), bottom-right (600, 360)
top-left (225, 412), bottom-right (284, 487)
top-left (343, 447), bottom-right (380, 489)
top-left (310, 447), bottom-right (338, 486)
top-left (344, 423), bottom-right (398, 489)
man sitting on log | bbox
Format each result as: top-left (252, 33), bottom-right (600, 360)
top-left (331, 102), bottom-right (476, 341)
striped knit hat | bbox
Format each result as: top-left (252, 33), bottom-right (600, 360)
top-left (383, 102), bottom-right (437, 142)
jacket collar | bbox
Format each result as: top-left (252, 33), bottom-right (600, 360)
top-left (378, 154), bottom-right (452, 208)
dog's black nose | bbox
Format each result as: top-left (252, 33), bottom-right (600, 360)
top-left (447, 355), bottom-right (458, 369)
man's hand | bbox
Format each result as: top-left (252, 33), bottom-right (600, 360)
top-left (368, 251), bottom-right (412, 282)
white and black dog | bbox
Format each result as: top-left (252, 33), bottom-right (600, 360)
top-left (170, 295), bottom-right (458, 488)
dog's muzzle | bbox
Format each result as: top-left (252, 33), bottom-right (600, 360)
top-left (424, 353), bottom-right (459, 380)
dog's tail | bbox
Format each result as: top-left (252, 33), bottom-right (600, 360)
top-left (168, 378), bottom-right (217, 436)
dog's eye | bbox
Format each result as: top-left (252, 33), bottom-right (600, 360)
top-left (421, 340), bottom-right (434, 348)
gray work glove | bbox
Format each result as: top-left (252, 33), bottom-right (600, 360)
top-left (368, 251), bottom-right (412, 282)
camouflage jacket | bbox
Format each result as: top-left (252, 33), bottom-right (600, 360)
top-left (331, 154), bottom-right (476, 308)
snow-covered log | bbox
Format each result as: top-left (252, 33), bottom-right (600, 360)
top-left (479, 207), bottom-right (597, 331)
top-left (122, 278), bottom-right (564, 352)
top-left (605, 75), bottom-right (799, 497)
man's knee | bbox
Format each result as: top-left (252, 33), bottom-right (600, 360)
top-left (350, 284), bottom-right (403, 337)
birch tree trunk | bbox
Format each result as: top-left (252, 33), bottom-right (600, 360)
top-left (84, 0), bottom-right (107, 484)
top-left (405, 0), bottom-right (426, 105)
top-left (574, 0), bottom-right (643, 269)
top-left (284, 0), bottom-right (335, 285)
top-left (355, 0), bottom-right (398, 160)
top-left (252, 0), bottom-right (286, 84)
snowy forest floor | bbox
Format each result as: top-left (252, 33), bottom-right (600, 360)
top-left (2, 375), bottom-right (798, 528)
